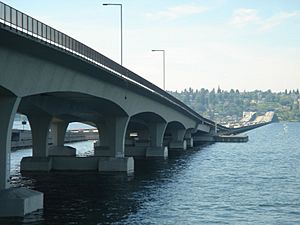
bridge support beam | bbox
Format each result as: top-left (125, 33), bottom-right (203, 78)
top-left (94, 117), bottom-right (134, 173)
top-left (146, 122), bottom-right (168, 158)
top-left (184, 130), bottom-right (194, 148)
top-left (125, 141), bottom-right (149, 157)
top-left (0, 96), bottom-right (20, 190)
top-left (125, 129), bottom-right (150, 157)
top-left (0, 96), bottom-right (43, 217)
top-left (48, 121), bottom-right (76, 156)
top-left (186, 137), bottom-right (193, 148)
top-left (28, 114), bottom-right (52, 157)
top-left (21, 114), bottom-right (52, 172)
top-left (51, 121), bottom-right (68, 146)
top-left (169, 128), bottom-right (187, 151)
top-left (95, 117), bottom-right (129, 157)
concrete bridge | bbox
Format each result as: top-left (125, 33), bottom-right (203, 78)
top-left (0, 2), bottom-right (235, 217)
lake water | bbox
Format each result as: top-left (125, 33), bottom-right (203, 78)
top-left (1, 123), bottom-right (300, 224)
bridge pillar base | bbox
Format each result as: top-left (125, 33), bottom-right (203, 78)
top-left (169, 140), bottom-right (187, 150)
top-left (48, 146), bottom-right (76, 156)
top-left (0, 187), bottom-right (43, 217)
top-left (20, 157), bottom-right (52, 172)
top-left (98, 157), bottom-right (134, 174)
top-left (20, 156), bottom-right (135, 174)
top-left (146, 146), bottom-right (168, 158)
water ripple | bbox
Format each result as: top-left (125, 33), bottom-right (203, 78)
top-left (1, 123), bottom-right (300, 224)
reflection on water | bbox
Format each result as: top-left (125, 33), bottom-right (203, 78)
top-left (2, 123), bottom-right (300, 224)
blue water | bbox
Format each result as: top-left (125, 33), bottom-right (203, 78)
top-left (2, 123), bottom-right (300, 224)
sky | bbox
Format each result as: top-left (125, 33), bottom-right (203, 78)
top-left (3, 0), bottom-right (300, 92)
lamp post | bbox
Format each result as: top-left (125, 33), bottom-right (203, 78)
top-left (103, 3), bottom-right (123, 65)
top-left (152, 49), bottom-right (166, 90)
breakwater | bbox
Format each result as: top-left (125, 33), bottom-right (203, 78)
top-left (11, 129), bottom-right (98, 149)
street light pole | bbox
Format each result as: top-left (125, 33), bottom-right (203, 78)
top-left (152, 49), bottom-right (166, 90)
top-left (103, 3), bottom-right (123, 66)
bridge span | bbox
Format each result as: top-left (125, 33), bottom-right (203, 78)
top-left (0, 2), bottom-right (252, 217)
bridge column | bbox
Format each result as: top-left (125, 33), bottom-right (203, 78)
top-left (48, 121), bottom-right (76, 156)
top-left (21, 114), bottom-right (52, 172)
top-left (0, 97), bottom-right (20, 190)
top-left (184, 130), bottom-right (194, 148)
top-left (0, 96), bottom-right (43, 217)
top-left (125, 129), bottom-right (150, 157)
top-left (169, 128), bottom-right (187, 150)
top-left (51, 121), bottom-right (68, 146)
top-left (146, 122), bottom-right (168, 158)
top-left (95, 117), bottom-right (134, 174)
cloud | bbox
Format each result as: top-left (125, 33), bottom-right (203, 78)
top-left (260, 11), bottom-right (300, 31)
top-left (230, 8), bottom-right (260, 27)
top-left (146, 4), bottom-right (208, 21)
top-left (230, 8), bottom-right (300, 30)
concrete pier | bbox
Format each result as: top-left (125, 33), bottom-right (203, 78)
top-left (0, 96), bottom-right (43, 217)
top-left (20, 156), bottom-right (134, 174)
top-left (98, 157), bottom-right (134, 174)
top-left (0, 188), bottom-right (43, 217)
top-left (21, 157), bottom-right (52, 172)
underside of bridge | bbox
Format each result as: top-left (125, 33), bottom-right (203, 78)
top-left (15, 91), bottom-right (134, 173)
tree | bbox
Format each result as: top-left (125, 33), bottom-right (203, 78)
top-left (168, 88), bottom-right (300, 122)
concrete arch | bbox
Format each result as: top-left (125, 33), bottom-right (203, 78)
top-left (164, 121), bottom-right (188, 150)
top-left (126, 103), bottom-right (196, 129)
top-left (17, 91), bottom-right (128, 124)
top-left (0, 86), bottom-right (16, 97)
top-left (130, 112), bottom-right (167, 124)
top-left (166, 121), bottom-right (186, 130)
top-left (125, 112), bottom-right (168, 158)
top-left (126, 112), bottom-right (166, 145)
top-left (164, 121), bottom-right (186, 141)
top-left (14, 91), bottom-right (129, 159)
top-left (184, 127), bottom-right (195, 137)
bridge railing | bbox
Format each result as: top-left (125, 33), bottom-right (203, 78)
top-left (0, 1), bottom-right (228, 130)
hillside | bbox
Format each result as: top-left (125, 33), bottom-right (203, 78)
top-left (169, 88), bottom-right (300, 123)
